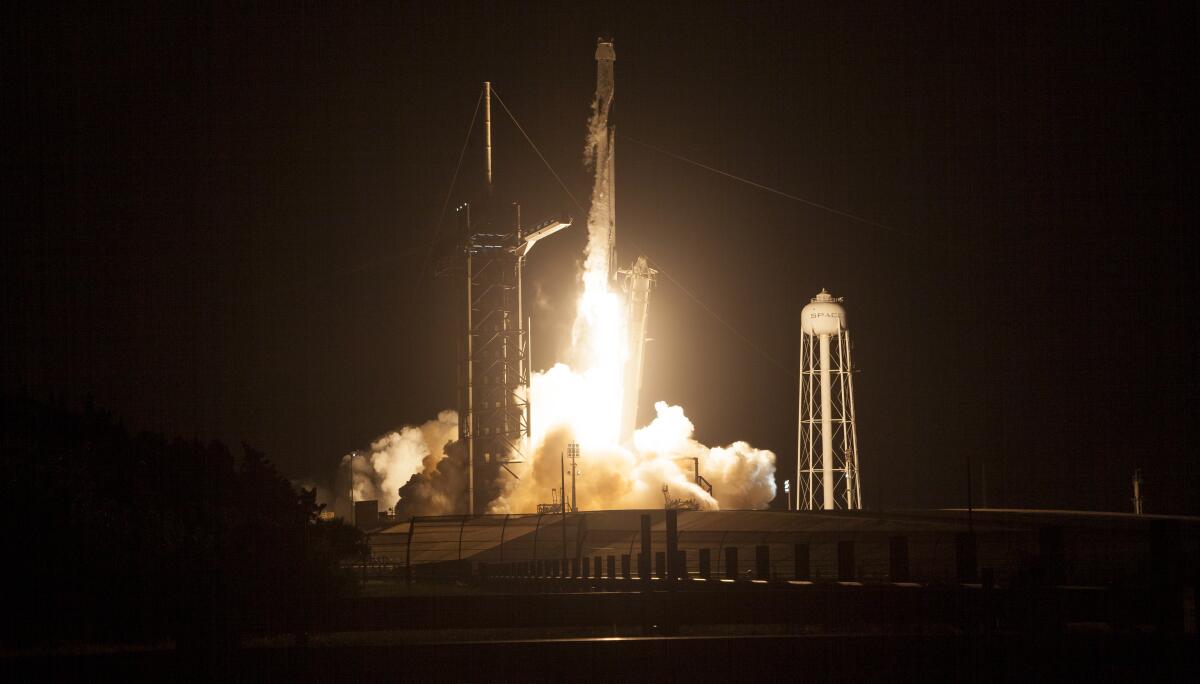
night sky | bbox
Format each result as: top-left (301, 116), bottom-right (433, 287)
top-left (4, 2), bottom-right (1196, 514)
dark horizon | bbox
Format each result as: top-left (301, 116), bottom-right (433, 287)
top-left (3, 2), bottom-right (1197, 515)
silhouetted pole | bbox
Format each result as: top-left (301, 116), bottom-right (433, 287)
top-left (561, 450), bottom-right (567, 569)
top-left (640, 513), bottom-right (652, 586)
top-left (568, 442), bottom-right (579, 512)
top-left (1132, 469), bottom-right (1144, 514)
top-left (665, 509), bottom-right (679, 585)
top-left (966, 452), bottom-right (974, 533)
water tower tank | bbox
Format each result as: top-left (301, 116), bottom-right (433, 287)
top-left (801, 289), bottom-right (846, 336)
top-left (796, 288), bottom-right (862, 511)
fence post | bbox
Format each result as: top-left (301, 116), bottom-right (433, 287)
top-left (665, 509), bottom-right (679, 584)
top-left (1150, 519), bottom-right (1183, 633)
top-left (956, 532), bottom-right (978, 583)
top-left (794, 543), bottom-right (810, 580)
top-left (405, 516), bottom-right (418, 585)
top-left (755, 545), bottom-right (770, 580)
top-left (1037, 526), bottom-right (1063, 585)
top-left (640, 514), bottom-right (652, 584)
top-left (838, 540), bottom-right (856, 581)
top-left (889, 536), bottom-right (909, 582)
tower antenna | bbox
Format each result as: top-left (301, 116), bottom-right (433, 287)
top-left (1132, 469), bottom-right (1144, 515)
top-left (483, 82), bottom-right (493, 194)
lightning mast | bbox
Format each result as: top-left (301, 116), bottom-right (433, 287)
top-left (444, 83), bottom-right (571, 516)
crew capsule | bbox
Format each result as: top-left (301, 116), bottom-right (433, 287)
top-left (595, 39), bottom-right (615, 62)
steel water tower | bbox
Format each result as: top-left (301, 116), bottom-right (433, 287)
top-left (797, 289), bottom-right (862, 510)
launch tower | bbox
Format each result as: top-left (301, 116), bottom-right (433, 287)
top-left (445, 84), bottom-right (570, 515)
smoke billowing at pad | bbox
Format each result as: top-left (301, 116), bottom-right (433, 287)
top-left (337, 411), bottom-right (460, 517)
top-left (343, 396), bottom-right (777, 514)
top-left (337, 38), bottom-right (777, 515)
top-left (497, 400), bottom-right (777, 512)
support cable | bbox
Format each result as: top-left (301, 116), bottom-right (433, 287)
top-left (620, 134), bottom-right (917, 240)
top-left (414, 88), bottom-right (484, 291)
top-left (490, 87), bottom-right (585, 213)
top-left (643, 256), bottom-right (797, 377)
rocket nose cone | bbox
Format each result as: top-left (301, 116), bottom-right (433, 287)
top-left (595, 41), bottom-right (615, 62)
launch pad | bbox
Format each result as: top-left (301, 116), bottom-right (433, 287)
top-left (434, 39), bottom-right (667, 517)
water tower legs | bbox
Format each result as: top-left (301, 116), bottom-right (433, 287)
top-left (819, 332), bottom-right (835, 510)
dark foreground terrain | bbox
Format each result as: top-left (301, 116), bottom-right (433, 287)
top-left (8, 631), bottom-right (1198, 682)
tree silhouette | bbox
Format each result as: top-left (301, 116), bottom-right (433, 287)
top-left (0, 394), bottom-right (362, 652)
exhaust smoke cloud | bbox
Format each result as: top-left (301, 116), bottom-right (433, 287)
top-left (335, 411), bottom-right (459, 517)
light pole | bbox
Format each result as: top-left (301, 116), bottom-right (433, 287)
top-left (347, 451), bottom-right (357, 525)
top-left (568, 442), bottom-right (580, 512)
top-left (560, 449), bottom-right (567, 573)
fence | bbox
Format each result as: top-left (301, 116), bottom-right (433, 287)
top-left (366, 509), bottom-right (1197, 589)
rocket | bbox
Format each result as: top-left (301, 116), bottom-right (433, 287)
top-left (594, 37), bottom-right (615, 121)
top-left (591, 37), bottom-right (617, 279)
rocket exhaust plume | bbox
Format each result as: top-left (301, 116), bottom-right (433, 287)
top-left (335, 38), bottom-right (777, 515)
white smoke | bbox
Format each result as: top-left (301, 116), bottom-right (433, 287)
top-left (635, 402), bottom-right (777, 509)
top-left (494, 400), bottom-right (776, 513)
top-left (337, 411), bottom-right (458, 514)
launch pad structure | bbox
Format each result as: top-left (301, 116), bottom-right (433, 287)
top-left (442, 83), bottom-right (571, 516)
top-left (439, 38), bottom-right (663, 516)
